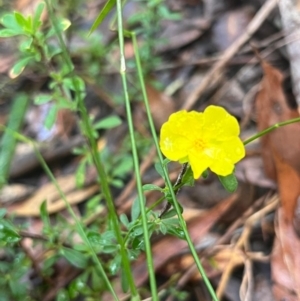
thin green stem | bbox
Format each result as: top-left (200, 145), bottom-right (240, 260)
top-left (0, 126), bottom-right (118, 300)
top-left (0, 94), bottom-right (29, 188)
top-left (243, 117), bottom-right (300, 145)
top-left (44, 1), bottom-right (137, 299)
top-left (33, 147), bottom-right (119, 298)
top-left (131, 32), bottom-right (219, 301)
top-left (115, 1), bottom-right (153, 299)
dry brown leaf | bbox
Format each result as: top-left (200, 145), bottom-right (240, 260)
top-left (55, 109), bottom-right (77, 139)
top-left (235, 156), bottom-right (276, 189)
top-left (155, 18), bottom-right (211, 53)
top-left (134, 82), bottom-right (175, 133)
top-left (145, 83), bottom-right (175, 129)
top-left (7, 174), bottom-right (99, 216)
top-left (0, 184), bottom-right (35, 204)
top-left (255, 61), bottom-right (300, 222)
top-left (0, 55), bottom-right (15, 73)
top-left (272, 208), bottom-right (300, 300)
top-left (279, 0), bottom-right (300, 108)
top-left (121, 18), bottom-right (210, 58)
top-left (10, 136), bottom-right (85, 178)
top-left (25, 104), bottom-right (77, 141)
top-left (212, 7), bottom-right (254, 51)
top-left (255, 61), bottom-right (300, 299)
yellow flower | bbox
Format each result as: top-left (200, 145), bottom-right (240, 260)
top-left (159, 105), bottom-right (245, 178)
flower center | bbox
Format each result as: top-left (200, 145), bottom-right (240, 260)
top-left (194, 138), bottom-right (206, 151)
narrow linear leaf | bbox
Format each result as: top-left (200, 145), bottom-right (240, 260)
top-left (0, 94), bottom-right (29, 188)
top-left (40, 201), bottom-right (50, 229)
top-left (88, 0), bottom-right (116, 36)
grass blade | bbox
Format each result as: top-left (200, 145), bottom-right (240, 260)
top-left (0, 94), bottom-right (29, 188)
top-left (88, 0), bottom-right (116, 36)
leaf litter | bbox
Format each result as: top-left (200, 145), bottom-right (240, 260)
top-left (1, 0), bottom-right (300, 300)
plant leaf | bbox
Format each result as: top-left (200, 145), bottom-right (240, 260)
top-left (87, 231), bottom-right (102, 247)
top-left (44, 104), bottom-right (57, 130)
top-left (0, 94), bottom-right (29, 188)
top-left (131, 197), bottom-right (141, 222)
top-left (1, 14), bottom-right (23, 32)
top-left (34, 94), bottom-right (52, 105)
top-left (88, 0), bottom-right (116, 36)
top-left (181, 165), bottom-right (194, 187)
top-left (120, 213), bottom-right (129, 228)
top-left (14, 12), bottom-right (30, 31)
top-left (0, 219), bottom-right (20, 243)
top-left (0, 29), bottom-right (20, 37)
top-left (218, 173), bottom-right (238, 193)
top-left (33, 2), bottom-right (45, 30)
top-left (142, 184), bottom-right (163, 191)
top-left (154, 162), bottom-right (165, 179)
top-left (93, 115), bottom-right (122, 130)
top-left (9, 56), bottom-right (33, 78)
top-left (0, 209), bottom-right (6, 218)
top-left (60, 247), bottom-right (88, 269)
top-left (40, 200), bottom-right (50, 229)
top-left (160, 208), bottom-right (177, 219)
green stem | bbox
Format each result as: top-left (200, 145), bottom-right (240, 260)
top-left (131, 32), bottom-right (219, 301)
top-left (0, 127), bottom-right (118, 300)
top-left (0, 94), bottom-right (29, 188)
top-left (33, 146), bottom-right (118, 298)
top-left (115, 1), bottom-right (154, 299)
top-left (44, 1), bottom-right (136, 299)
top-left (243, 116), bottom-right (300, 145)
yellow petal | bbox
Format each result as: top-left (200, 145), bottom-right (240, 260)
top-left (160, 132), bottom-right (190, 161)
top-left (203, 105), bottom-right (240, 139)
top-left (209, 137), bottom-right (245, 176)
top-left (159, 107), bottom-right (245, 179)
top-left (188, 150), bottom-right (212, 179)
top-left (218, 137), bottom-right (245, 163)
top-left (160, 111), bottom-right (192, 161)
top-left (210, 158), bottom-right (235, 176)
